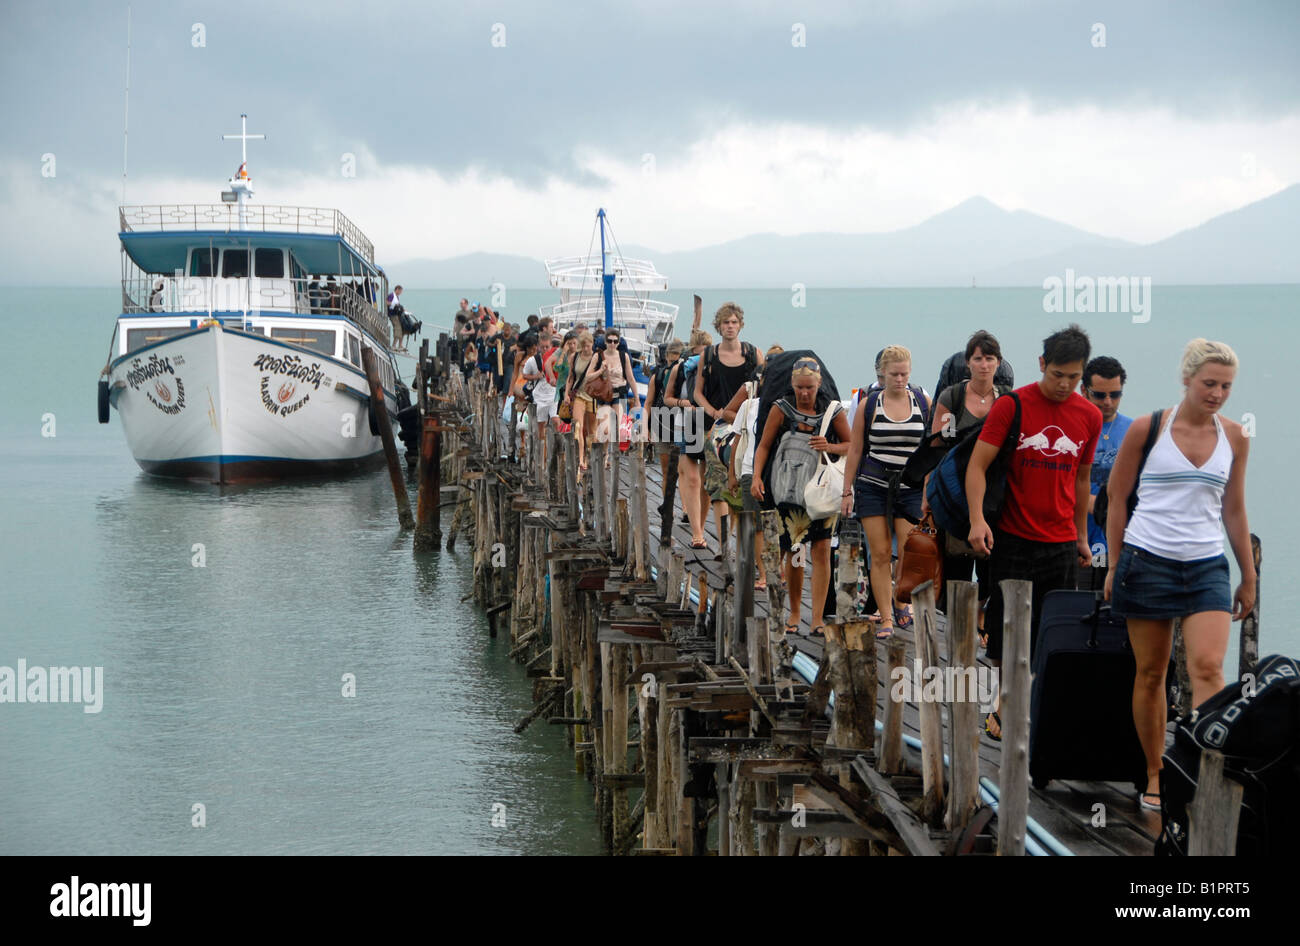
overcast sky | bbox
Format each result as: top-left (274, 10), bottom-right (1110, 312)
top-left (2, 0), bottom-right (1298, 283)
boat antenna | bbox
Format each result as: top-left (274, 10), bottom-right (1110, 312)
top-left (120, 5), bottom-right (131, 205)
top-left (222, 114), bottom-right (264, 227)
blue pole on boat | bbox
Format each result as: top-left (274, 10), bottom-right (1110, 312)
top-left (598, 208), bottom-right (614, 330)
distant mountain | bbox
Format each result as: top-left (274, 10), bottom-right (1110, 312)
top-left (388, 189), bottom-right (1298, 289)
top-left (976, 184), bottom-right (1300, 286)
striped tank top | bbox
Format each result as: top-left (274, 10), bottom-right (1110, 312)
top-left (1123, 405), bottom-right (1233, 561)
top-left (861, 389), bottom-right (926, 489)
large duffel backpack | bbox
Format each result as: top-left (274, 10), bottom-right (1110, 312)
top-left (1156, 654), bottom-right (1300, 856)
top-left (753, 350), bottom-right (839, 511)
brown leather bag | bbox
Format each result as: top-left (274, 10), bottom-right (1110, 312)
top-left (896, 512), bottom-right (943, 604)
top-left (584, 352), bottom-right (615, 403)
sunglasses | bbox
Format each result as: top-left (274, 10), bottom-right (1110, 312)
top-left (1088, 389), bottom-right (1123, 401)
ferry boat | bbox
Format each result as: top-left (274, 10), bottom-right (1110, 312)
top-left (98, 115), bottom-right (408, 484)
top-left (540, 209), bottom-right (678, 395)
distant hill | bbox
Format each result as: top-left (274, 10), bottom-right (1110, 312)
top-left (388, 188), bottom-right (1299, 288)
top-left (976, 184), bottom-right (1300, 286)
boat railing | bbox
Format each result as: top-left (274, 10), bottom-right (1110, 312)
top-left (122, 274), bottom-right (392, 346)
top-left (539, 296), bottom-right (678, 326)
top-left (545, 255), bottom-right (669, 292)
top-left (119, 204), bottom-right (375, 264)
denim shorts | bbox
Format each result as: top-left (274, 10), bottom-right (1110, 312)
top-left (851, 476), bottom-right (922, 523)
top-left (1110, 544), bottom-right (1231, 619)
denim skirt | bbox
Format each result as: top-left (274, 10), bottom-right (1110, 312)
top-left (1110, 543), bottom-right (1231, 619)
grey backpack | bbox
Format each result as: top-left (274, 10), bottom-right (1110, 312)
top-left (769, 399), bottom-right (821, 506)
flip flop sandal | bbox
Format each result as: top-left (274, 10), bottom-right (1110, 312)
top-left (983, 712), bottom-right (1002, 741)
top-left (782, 623), bottom-right (799, 635)
top-left (689, 540), bottom-right (708, 550)
top-left (809, 625), bottom-right (826, 638)
top-left (892, 604), bottom-right (914, 630)
top-left (754, 579), bottom-right (768, 591)
top-left (875, 626), bottom-right (894, 640)
top-left (1139, 792), bottom-right (1161, 811)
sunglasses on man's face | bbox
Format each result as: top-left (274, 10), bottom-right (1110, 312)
top-left (1088, 389), bottom-right (1123, 401)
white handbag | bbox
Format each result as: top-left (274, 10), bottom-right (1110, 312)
top-left (802, 400), bottom-right (844, 519)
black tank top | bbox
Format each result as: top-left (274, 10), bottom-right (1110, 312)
top-left (703, 347), bottom-right (753, 410)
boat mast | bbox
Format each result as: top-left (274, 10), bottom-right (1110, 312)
top-left (222, 114), bottom-right (264, 228)
top-left (598, 208), bottom-right (614, 330)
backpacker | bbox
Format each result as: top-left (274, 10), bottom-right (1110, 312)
top-left (1157, 654), bottom-right (1300, 856)
top-left (651, 360), bottom-right (675, 409)
top-left (754, 350), bottom-right (840, 509)
top-left (769, 400), bottom-right (823, 506)
top-left (1093, 409), bottom-right (1164, 532)
top-left (924, 392), bottom-right (1021, 539)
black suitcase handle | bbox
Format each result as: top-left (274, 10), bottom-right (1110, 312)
top-left (1087, 592), bottom-right (1130, 651)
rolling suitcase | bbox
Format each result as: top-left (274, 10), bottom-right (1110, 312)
top-left (1029, 590), bottom-right (1147, 791)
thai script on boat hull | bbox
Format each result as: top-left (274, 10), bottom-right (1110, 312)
top-left (252, 353), bottom-right (326, 390)
top-left (125, 354), bottom-right (175, 390)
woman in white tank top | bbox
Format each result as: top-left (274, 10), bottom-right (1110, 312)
top-left (1103, 340), bottom-right (1254, 811)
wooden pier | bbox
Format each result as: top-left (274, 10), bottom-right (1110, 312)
top-left (400, 334), bottom-right (1262, 856)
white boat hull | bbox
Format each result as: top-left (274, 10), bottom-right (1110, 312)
top-left (107, 322), bottom-right (396, 483)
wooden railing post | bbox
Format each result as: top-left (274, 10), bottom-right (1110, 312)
top-left (945, 580), bottom-right (982, 836)
top-left (912, 581), bottom-right (945, 824)
top-left (997, 578), bottom-right (1032, 856)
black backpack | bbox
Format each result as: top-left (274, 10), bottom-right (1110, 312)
top-left (923, 393), bottom-right (1022, 539)
top-left (651, 360), bottom-right (675, 409)
top-left (1157, 655), bottom-right (1300, 856)
top-left (1092, 409), bottom-right (1164, 532)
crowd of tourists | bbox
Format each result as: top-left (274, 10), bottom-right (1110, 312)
top-left (448, 299), bottom-right (1253, 815)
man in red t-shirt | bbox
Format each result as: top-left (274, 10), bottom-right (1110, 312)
top-left (966, 324), bottom-right (1101, 740)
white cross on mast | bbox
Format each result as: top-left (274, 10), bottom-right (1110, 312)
top-left (221, 113), bottom-right (264, 227)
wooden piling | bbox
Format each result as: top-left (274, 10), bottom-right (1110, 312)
top-left (911, 581), bottom-right (945, 824)
top-left (945, 580), bottom-right (981, 836)
top-left (362, 347), bottom-right (414, 530)
top-left (997, 578), bottom-right (1032, 856)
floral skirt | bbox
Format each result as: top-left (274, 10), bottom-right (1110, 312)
top-left (777, 502), bottom-right (836, 546)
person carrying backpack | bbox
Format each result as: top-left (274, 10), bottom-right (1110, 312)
top-left (967, 324), bottom-right (1102, 740)
top-left (1104, 339), bottom-right (1253, 812)
top-left (751, 356), bottom-right (850, 637)
top-left (694, 303), bottom-right (764, 556)
top-left (645, 338), bottom-right (685, 547)
top-left (841, 345), bottom-right (931, 638)
top-left (924, 330), bottom-right (1011, 644)
top-left (662, 328), bottom-right (714, 549)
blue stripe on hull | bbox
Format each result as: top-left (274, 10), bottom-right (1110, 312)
top-left (138, 452), bottom-right (389, 485)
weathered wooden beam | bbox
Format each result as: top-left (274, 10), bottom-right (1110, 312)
top-left (1189, 749), bottom-right (1244, 856)
top-left (997, 578), bottom-right (1032, 857)
top-left (945, 580), bottom-right (982, 837)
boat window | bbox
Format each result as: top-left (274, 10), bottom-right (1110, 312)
top-left (222, 250), bottom-right (249, 278)
top-left (126, 325), bottom-right (192, 354)
top-left (255, 248), bottom-right (285, 278)
top-left (189, 248), bottom-right (218, 277)
top-left (270, 327), bottom-right (336, 358)
top-left (347, 335), bottom-right (361, 366)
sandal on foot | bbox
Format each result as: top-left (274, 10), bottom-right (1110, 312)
top-left (809, 625), bottom-right (826, 638)
top-left (875, 625), bottom-right (894, 640)
top-left (983, 712), bottom-right (1002, 741)
top-left (782, 623), bottom-right (799, 635)
top-left (1139, 792), bottom-right (1161, 811)
top-left (978, 631), bottom-right (989, 649)
top-left (892, 604), bottom-right (914, 630)
top-left (689, 539), bottom-right (708, 550)
top-left (754, 579), bottom-right (767, 592)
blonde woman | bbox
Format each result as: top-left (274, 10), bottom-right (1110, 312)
top-left (841, 345), bottom-right (932, 638)
top-left (751, 357), bottom-right (850, 636)
top-left (1105, 339), bottom-right (1252, 812)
